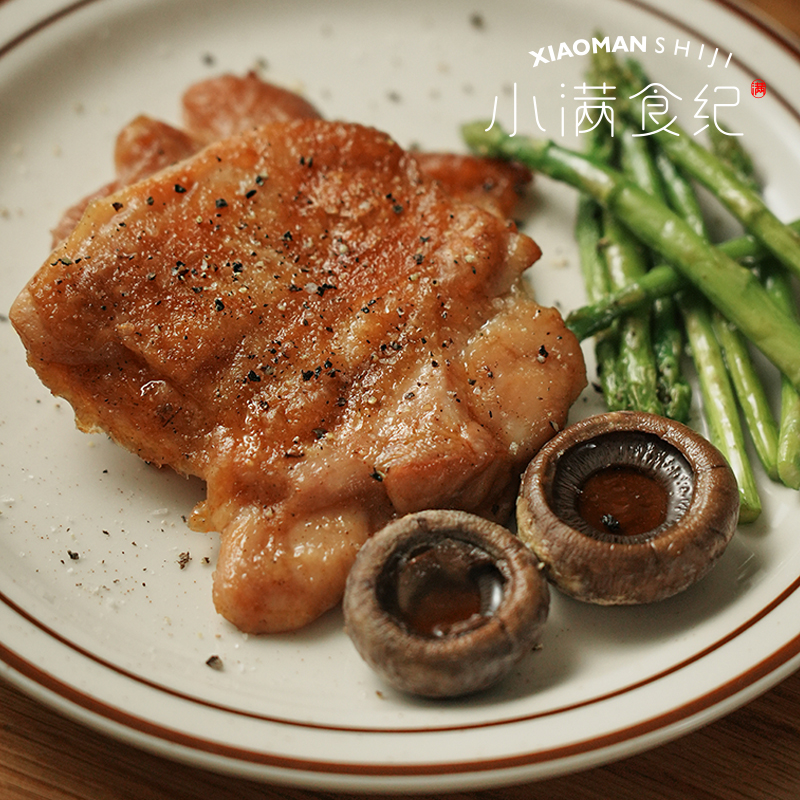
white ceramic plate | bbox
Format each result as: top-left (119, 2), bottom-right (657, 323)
top-left (2, 0), bottom-right (800, 792)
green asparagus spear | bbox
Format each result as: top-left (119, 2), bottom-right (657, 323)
top-left (694, 123), bottom-right (781, 480)
top-left (650, 297), bottom-right (691, 421)
top-left (566, 265), bottom-right (684, 340)
top-left (575, 194), bottom-right (628, 410)
top-left (575, 197), bottom-right (613, 303)
top-left (573, 125), bottom-right (630, 410)
top-left (652, 132), bottom-right (762, 504)
top-left (682, 291), bottom-right (762, 520)
top-left (611, 61), bottom-right (800, 280)
top-left (461, 123), bottom-right (800, 393)
top-left (587, 125), bottom-right (663, 415)
top-left (761, 262), bottom-right (800, 489)
top-left (616, 124), bottom-right (691, 421)
top-left (601, 208), bottom-right (663, 414)
top-left (566, 219), bottom-right (800, 338)
top-left (630, 74), bottom-right (765, 508)
top-left (707, 124), bottom-right (759, 192)
top-left (655, 143), bottom-right (779, 481)
top-left (711, 312), bottom-right (780, 481)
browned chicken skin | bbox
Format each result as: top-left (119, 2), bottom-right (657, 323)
top-left (11, 76), bottom-right (586, 633)
top-left (182, 71), bottom-right (323, 143)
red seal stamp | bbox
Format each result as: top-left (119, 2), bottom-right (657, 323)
top-left (751, 79), bottom-right (766, 98)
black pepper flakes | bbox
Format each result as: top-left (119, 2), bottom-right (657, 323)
top-left (67, 550), bottom-right (80, 561)
top-left (205, 655), bottom-right (224, 671)
top-left (215, 198), bottom-right (228, 208)
top-left (112, 201), bottom-right (124, 211)
top-left (174, 184), bottom-right (187, 194)
top-left (602, 514), bottom-right (621, 533)
top-left (214, 298), bottom-right (225, 311)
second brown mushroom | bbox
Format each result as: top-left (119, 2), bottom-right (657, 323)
top-left (343, 509), bottom-right (549, 698)
top-left (516, 411), bottom-right (740, 605)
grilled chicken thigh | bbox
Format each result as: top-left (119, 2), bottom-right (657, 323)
top-left (12, 77), bottom-right (586, 633)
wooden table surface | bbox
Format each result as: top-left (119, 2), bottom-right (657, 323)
top-left (3, 0), bottom-right (800, 798)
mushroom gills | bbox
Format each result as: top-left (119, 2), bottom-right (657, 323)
top-left (553, 432), bottom-right (694, 542)
top-left (379, 538), bottom-right (505, 638)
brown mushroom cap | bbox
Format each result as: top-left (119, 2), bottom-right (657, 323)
top-left (343, 509), bottom-right (549, 698)
top-left (516, 411), bottom-right (740, 605)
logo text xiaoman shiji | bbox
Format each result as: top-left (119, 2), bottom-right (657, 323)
top-left (487, 34), bottom-right (763, 139)
top-left (529, 34), bottom-right (731, 69)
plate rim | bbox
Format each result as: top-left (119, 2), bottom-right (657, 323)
top-left (2, 0), bottom-right (800, 790)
